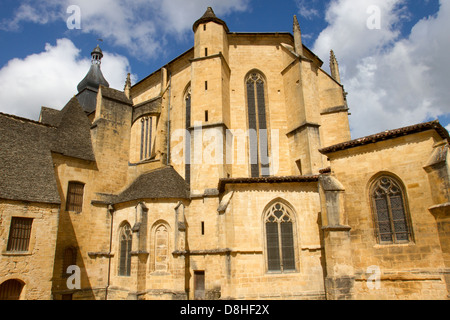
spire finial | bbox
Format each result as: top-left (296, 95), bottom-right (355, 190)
top-left (293, 15), bottom-right (303, 55)
top-left (124, 73), bottom-right (131, 99)
top-left (91, 44), bottom-right (103, 65)
top-left (330, 50), bottom-right (341, 83)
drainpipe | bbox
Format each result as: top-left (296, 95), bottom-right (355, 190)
top-left (105, 204), bottom-right (114, 300)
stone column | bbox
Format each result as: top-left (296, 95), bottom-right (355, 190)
top-left (319, 175), bottom-right (355, 300)
top-left (425, 142), bottom-right (450, 296)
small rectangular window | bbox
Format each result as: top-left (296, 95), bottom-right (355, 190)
top-left (201, 221), bottom-right (205, 235)
top-left (205, 111), bottom-right (209, 122)
top-left (66, 182), bottom-right (84, 212)
top-left (295, 159), bottom-right (302, 175)
top-left (7, 217), bottom-right (33, 252)
top-left (205, 81), bottom-right (208, 90)
top-left (205, 48), bottom-right (208, 56)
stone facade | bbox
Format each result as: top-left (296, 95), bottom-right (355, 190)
top-left (0, 8), bottom-right (449, 300)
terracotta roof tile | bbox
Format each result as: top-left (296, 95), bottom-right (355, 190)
top-left (319, 120), bottom-right (449, 155)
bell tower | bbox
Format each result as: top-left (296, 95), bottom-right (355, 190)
top-left (76, 45), bottom-right (110, 114)
top-left (189, 7), bottom-right (231, 193)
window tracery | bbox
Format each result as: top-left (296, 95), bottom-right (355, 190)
top-left (264, 202), bottom-right (296, 272)
top-left (371, 176), bottom-right (412, 244)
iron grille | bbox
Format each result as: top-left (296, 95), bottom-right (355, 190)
top-left (7, 217), bottom-right (33, 252)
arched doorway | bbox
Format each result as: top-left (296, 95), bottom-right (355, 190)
top-left (0, 279), bottom-right (24, 300)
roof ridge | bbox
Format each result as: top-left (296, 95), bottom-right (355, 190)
top-left (0, 111), bottom-right (57, 128)
top-left (320, 119), bottom-right (449, 154)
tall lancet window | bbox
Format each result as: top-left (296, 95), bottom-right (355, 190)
top-left (371, 175), bottom-right (413, 244)
top-left (140, 116), bottom-right (154, 161)
top-left (185, 87), bottom-right (192, 186)
top-left (246, 72), bottom-right (269, 177)
top-left (264, 202), bottom-right (296, 272)
top-left (119, 223), bottom-right (132, 276)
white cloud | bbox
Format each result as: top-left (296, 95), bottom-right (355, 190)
top-left (1, 0), bottom-right (250, 59)
top-left (0, 38), bottom-right (133, 121)
top-left (312, 0), bottom-right (450, 138)
top-left (295, 0), bottom-right (320, 20)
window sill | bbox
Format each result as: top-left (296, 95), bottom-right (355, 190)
top-left (373, 242), bottom-right (415, 249)
top-left (266, 270), bottom-right (298, 275)
top-left (2, 251), bottom-right (32, 256)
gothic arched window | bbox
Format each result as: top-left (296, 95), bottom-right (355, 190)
top-left (264, 202), bottom-right (296, 272)
top-left (371, 175), bottom-right (413, 244)
top-left (118, 223), bottom-right (132, 276)
top-left (140, 116), bottom-right (154, 161)
top-left (246, 72), bottom-right (269, 177)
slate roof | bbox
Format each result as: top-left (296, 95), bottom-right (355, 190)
top-left (39, 107), bottom-right (62, 126)
top-left (51, 97), bottom-right (96, 162)
top-left (106, 166), bottom-right (190, 204)
top-left (0, 113), bottom-right (61, 204)
top-left (0, 97), bottom-right (96, 204)
top-left (100, 86), bottom-right (132, 105)
top-left (319, 120), bottom-right (450, 155)
top-left (77, 63), bottom-right (109, 93)
top-left (193, 7), bottom-right (229, 32)
top-left (76, 88), bottom-right (99, 114)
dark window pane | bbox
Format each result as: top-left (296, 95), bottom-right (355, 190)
top-left (247, 82), bottom-right (259, 177)
top-left (266, 222), bottom-right (280, 271)
top-left (281, 222), bottom-right (295, 270)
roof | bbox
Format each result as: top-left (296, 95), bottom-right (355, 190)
top-left (76, 50), bottom-right (110, 113)
top-left (108, 166), bottom-right (190, 204)
top-left (76, 88), bottom-right (99, 114)
top-left (193, 7), bottom-right (229, 33)
top-left (219, 175), bottom-right (319, 193)
top-left (100, 86), bottom-right (132, 105)
top-left (39, 107), bottom-right (62, 126)
top-left (319, 120), bottom-right (450, 155)
top-left (0, 113), bottom-right (61, 204)
top-left (51, 97), bottom-right (96, 162)
top-left (0, 97), bottom-right (96, 204)
top-left (77, 63), bottom-right (109, 93)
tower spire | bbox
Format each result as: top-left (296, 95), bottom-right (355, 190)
top-left (329, 50), bottom-right (341, 83)
top-left (76, 44), bottom-right (110, 113)
top-left (293, 15), bottom-right (303, 56)
top-left (124, 73), bottom-right (131, 99)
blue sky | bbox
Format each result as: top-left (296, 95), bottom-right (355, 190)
top-left (0, 0), bottom-right (448, 139)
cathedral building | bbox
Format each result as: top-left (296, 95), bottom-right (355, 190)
top-left (0, 8), bottom-right (449, 300)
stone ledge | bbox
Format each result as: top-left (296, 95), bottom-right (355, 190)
top-left (321, 225), bottom-right (351, 232)
top-left (87, 252), bottom-right (114, 258)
